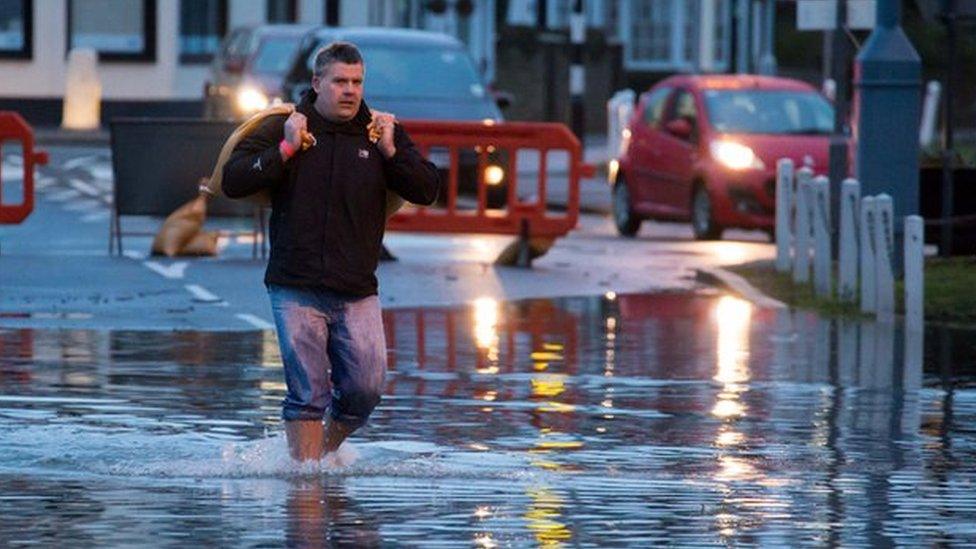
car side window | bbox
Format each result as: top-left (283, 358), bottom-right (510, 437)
top-left (666, 90), bottom-right (700, 143)
top-left (640, 87), bottom-right (671, 128)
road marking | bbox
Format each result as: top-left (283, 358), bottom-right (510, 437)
top-left (63, 199), bottom-right (102, 211)
top-left (81, 211), bottom-right (109, 223)
top-left (236, 313), bottom-right (274, 330)
top-left (62, 155), bottom-right (99, 170)
top-left (46, 189), bottom-right (80, 202)
top-left (67, 178), bottom-right (101, 197)
top-left (185, 284), bottom-right (222, 303)
top-left (143, 261), bottom-right (188, 279)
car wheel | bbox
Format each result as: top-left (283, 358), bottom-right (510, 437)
top-left (691, 185), bottom-right (723, 240)
top-left (612, 179), bottom-right (641, 237)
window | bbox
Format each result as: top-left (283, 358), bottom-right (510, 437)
top-left (630, 0), bottom-right (673, 66)
top-left (67, 0), bottom-right (155, 61)
top-left (703, 90), bottom-right (834, 135)
top-left (267, 0), bottom-right (296, 23)
top-left (640, 87), bottom-right (671, 127)
top-left (180, 0), bottom-right (226, 63)
top-left (623, 0), bottom-right (731, 72)
top-left (665, 90), bottom-right (699, 142)
top-left (0, 0), bottom-right (31, 59)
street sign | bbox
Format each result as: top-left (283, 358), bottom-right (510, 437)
top-left (798, 0), bottom-right (877, 30)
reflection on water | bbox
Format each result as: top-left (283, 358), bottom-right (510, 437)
top-left (1, 293), bottom-right (976, 546)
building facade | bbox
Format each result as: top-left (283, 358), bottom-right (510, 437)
top-left (0, 0), bottom-right (775, 129)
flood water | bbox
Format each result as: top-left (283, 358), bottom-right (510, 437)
top-left (1, 292), bottom-right (974, 547)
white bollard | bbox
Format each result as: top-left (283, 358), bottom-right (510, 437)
top-left (860, 196), bottom-right (877, 314)
top-left (775, 158), bottom-right (794, 273)
top-left (839, 179), bottom-right (860, 302)
top-left (919, 81), bottom-right (942, 148)
top-left (62, 48), bottom-right (101, 130)
top-left (904, 215), bottom-right (925, 332)
top-left (874, 194), bottom-right (895, 322)
top-left (812, 175), bottom-right (832, 298)
top-left (793, 168), bottom-right (814, 284)
top-left (607, 89), bottom-right (635, 158)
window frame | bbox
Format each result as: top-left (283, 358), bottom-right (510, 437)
top-left (639, 86), bottom-right (673, 129)
top-left (65, 0), bottom-right (156, 62)
top-left (0, 0), bottom-right (33, 60)
top-left (662, 88), bottom-right (701, 143)
top-left (179, 0), bottom-right (228, 64)
top-left (266, 0), bottom-right (298, 23)
top-left (621, 0), bottom-right (731, 72)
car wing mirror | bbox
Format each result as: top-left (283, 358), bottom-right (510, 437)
top-left (224, 57), bottom-right (245, 74)
top-left (665, 118), bottom-right (693, 140)
top-left (491, 89), bottom-right (514, 110)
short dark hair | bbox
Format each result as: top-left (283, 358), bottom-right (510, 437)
top-left (312, 41), bottom-right (363, 77)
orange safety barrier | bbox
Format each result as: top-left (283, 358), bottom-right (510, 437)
top-left (0, 112), bottom-right (48, 225)
top-left (390, 120), bottom-right (595, 239)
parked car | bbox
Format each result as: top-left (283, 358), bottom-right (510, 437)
top-left (282, 27), bottom-right (512, 207)
top-left (203, 24), bottom-right (315, 120)
top-left (611, 74), bottom-right (837, 239)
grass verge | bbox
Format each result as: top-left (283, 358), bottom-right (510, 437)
top-left (726, 256), bottom-right (976, 323)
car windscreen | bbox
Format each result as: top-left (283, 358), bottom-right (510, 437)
top-left (703, 89), bottom-right (834, 135)
top-left (253, 36), bottom-right (301, 75)
top-left (307, 44), bottom-right (486, 100)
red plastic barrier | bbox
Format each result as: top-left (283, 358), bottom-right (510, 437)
top-left (0, 112), bottom-right (48, 224)
top-left (391, 120), bottom-right (592, 239)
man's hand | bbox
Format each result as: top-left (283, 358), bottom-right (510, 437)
top-left (281, 112), bottom-right (308, 161)
top-left (371, 111), bottom-right (397, 159)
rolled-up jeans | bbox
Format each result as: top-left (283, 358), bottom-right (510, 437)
top-left (268, 284), bottom-right (387, 427)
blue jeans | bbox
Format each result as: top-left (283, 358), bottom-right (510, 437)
top-left (268, 284), bottom-right (387, 426)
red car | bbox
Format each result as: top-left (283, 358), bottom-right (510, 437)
top-left (611, 74), bottom-right (836, 239)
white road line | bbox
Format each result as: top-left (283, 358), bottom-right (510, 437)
top-left (236, 313), bottom-right (274, 330)
top-left (185, 284), bottom-right (221, 303)
top-left (63, 199), bottom-right (102, 211)
top-left (62, 155), bottom-right (99, 170)
top-left (81, 211), bottom-right (109, 223)
top-left (143, 260), bottom-right (188, 279)
top-left (46, 189), bottom-right (80, 202)
top-left (67, 178), bottom-right (101, 197)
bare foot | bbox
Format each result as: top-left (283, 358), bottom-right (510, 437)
top-left (285, 419), bottom-right (325, 461)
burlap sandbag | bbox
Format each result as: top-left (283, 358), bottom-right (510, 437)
top-left (151, 193), bottom-right (208, 257)
top-left (201, 103), bottom-right (405, 218)
top-left (153, 104), bottom-right (408, 257)
top-left (179, 230), bottom-right (220, 256)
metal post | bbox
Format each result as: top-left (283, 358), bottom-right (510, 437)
top-left (828, 0), bottom-right (850, 250)
top-left (904, 215), bottom-right (925, 332)
top-left (853, 0), bottom-right (922, 270)
top-left (793, 167), bottom-right (814, 284)
top-left (569, 0), bottom-right (585, 140)
top-left (813, 175), bottom-right (832, 298)
top-left (940, 1), bottom-right (957, 256)
top-left (859, 196), bottom-right (877, 313)
top-left (919, 81), bottom-right (942, 148)
top-left (874, 194), bottom-right (895, 321)
top-left (839, 178), bottom-right (860, 302)
top-left (775, 158), bottom-right (794, 273)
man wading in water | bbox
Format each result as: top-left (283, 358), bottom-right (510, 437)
top-left (222, 42), bottom-right (440, 461)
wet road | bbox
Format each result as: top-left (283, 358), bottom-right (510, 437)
top-left (1, 292), bottom-right (974, 546)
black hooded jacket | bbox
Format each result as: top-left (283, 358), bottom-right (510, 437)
top-left (222, 92), bottom-right (440, 296)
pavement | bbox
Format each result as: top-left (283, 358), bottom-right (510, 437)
top-left (1, 139), bottom-right (774, 331)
